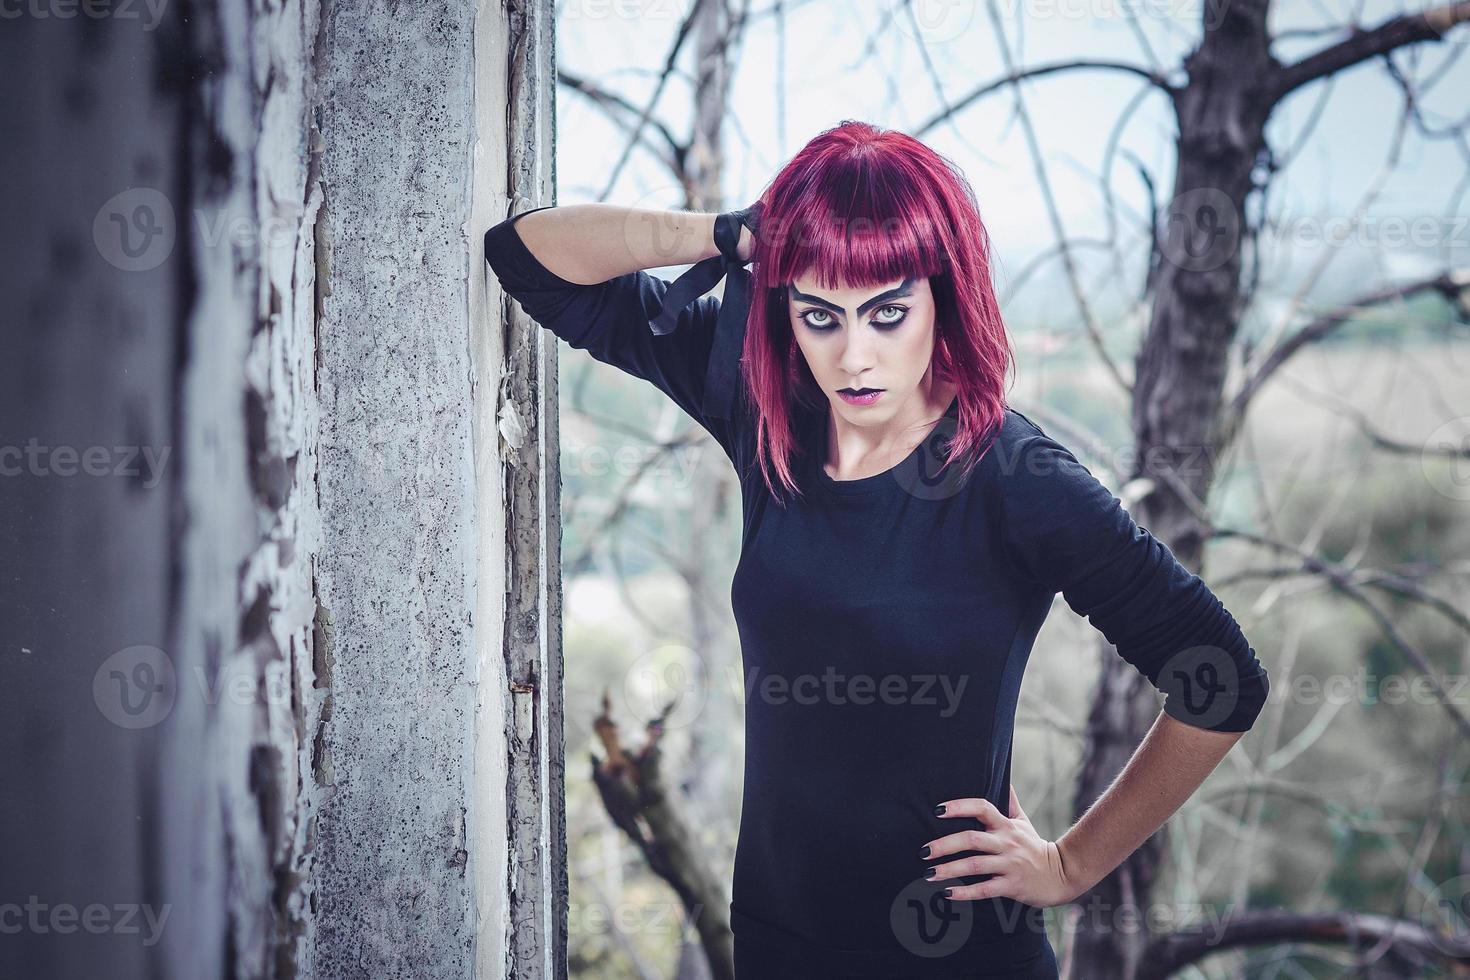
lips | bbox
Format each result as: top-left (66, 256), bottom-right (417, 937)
top-left (838, 387), bottom-right (885, 405)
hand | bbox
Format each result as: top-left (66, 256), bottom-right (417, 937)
top-left (920, 783), bottom-right (1083, 908)
top-left (728, 198), bottom-right (764, 263)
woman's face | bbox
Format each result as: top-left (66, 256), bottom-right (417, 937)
top-left (786, 271), bottom-right (939, 424)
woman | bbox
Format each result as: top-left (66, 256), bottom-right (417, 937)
top-left (484, 120), bottom-right (1270, 979)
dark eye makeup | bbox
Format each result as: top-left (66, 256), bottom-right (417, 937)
top-left (798, 304), bottom-right (909, 332)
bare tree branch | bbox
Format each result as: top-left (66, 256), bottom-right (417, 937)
top-left (597, 0), bottom-right (710, 201)
top-left (912, 59), bottom-right (1176, 139)
top-left (1351, 412), bottom-right (1470, 460)
top-left (1249, 85), bottom-right (1417, 397)
top-left (591, 692), bottom-right (735, 980)
top-left (558, 68), bottom-right (684, 174)
top-left (1211, 527), bottom-right (1470, 742)
top-left (1269, 2), bottom-right (1470, 101)
top-left (564, 426), bottom-right (707, 577)
top-left (1224, 270), bottom-right (1470, 440)
top-left (1139, 907), bottom-right (1470, 979)
top-left (978, 0), bottom-right (1134, 396)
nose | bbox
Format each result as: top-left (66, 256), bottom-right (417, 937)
top-left (837, 325), bottom-right (877, 380)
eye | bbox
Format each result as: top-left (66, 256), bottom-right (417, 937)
top-left (797, 304), bottom-right (910, 331)
top-left (873, 304), bottom-right (909, 328)
top-left (798, 308), bottom-right (836, 330)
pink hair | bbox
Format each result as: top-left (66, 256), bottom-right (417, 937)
top-left (740, 120), bottom-right (1015, 504)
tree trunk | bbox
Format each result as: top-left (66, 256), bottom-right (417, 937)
top-left (1071, 2), bottom-right (1278, 976)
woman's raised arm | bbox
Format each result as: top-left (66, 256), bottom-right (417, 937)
top-left (483, 204), bottom-right (750, 467)
top-left (511, 203), bottom-right (730, 285)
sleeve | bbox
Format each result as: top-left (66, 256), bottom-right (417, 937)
top-left (483, 206), bottom-right (742, 465)
top-left (998, 432), bottom-right (1270, 733)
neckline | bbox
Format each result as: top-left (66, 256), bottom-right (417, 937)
top-left (813, 394), bottom-right (961, 497)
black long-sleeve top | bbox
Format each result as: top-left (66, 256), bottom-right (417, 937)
top-left (484, 207), bottom-right (1271, 979)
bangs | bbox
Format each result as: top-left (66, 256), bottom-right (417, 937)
top-left (761, 176), bottom-right (950, 291)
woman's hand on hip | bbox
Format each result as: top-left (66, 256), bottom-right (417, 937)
top-left (919, 783), bottom-right (1083, 908)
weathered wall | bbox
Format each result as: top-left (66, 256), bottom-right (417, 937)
top-left (471, 1), bottom-right (565, 977)
top-left (311, 0), bottom-right (484, 976)
top-left (471, 0), bottom-right (514, 975)
top-left (0, 8), bottom-right (193, 977)
top-left (1, 1), bottom-right (559, 977)
top-left (190, 0), bottom-right (331, 975)
top-left (0, 2), bottom-right (332, 977)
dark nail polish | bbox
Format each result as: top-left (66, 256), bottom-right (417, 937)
top-left (934, 804), bottom-right (946, 816)
top-left (925, 866), bottom-right (938, 880)
top-left (943, 887), bottom-right (954, 898)
top-left (919, 845), bottom-right (930, 859)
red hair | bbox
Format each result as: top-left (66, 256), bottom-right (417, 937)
top-left (740, 120), bottom-right (1015, 504)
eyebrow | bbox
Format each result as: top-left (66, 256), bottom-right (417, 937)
top-left (788, 278), bottom-right (916, 318)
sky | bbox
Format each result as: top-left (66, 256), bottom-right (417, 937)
top-left (552, 0), bottom-right (1470, 334)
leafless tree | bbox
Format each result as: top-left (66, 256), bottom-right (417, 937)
top-left (557, 1), bottom-right (753, 976)
top-left (904, 1), bottom-right (1470, 975)
top-left (557, 1), bottom-right (1470, 977)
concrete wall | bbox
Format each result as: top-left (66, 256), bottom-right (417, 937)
top-left (312, 1), bottom-right (483, 974)
top-left (0, 1), bottom-right (560, 977)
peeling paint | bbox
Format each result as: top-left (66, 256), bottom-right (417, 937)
top-left (3, 1), bottom-right (531, 976)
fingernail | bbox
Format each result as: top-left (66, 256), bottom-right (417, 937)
top-left (943, 888), bottom-right (954, 898)
top-left (934, 804), bottom-right (947, 816)
top-left (919, 845), bottom-right (930, 859)
top-left (925, 866), bottom-right (938, 880)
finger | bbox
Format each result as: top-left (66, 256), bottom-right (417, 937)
top-left (939, 876), bottom-right (1010, 903)
top-left (1008, 782), bottom-right (1026, 821)
top-left (924, 854), bottom-right (1006, 882)
top-left (935, 796), bottom-right (1006, 827)
top-left (920, 828), bottom-right (1004, 860)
